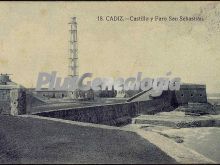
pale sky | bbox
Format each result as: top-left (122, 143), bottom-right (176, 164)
top-left (0, 1), bottom-right (219, 93)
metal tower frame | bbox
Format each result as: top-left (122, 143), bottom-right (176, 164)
top-left (68, 17), bottom-right (78, 77)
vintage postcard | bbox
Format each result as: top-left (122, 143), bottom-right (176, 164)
top-left (0, 1), bottom-right (219, 164)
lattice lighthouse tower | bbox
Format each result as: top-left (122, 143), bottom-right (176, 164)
top-left (68, 17), bottom-right (78, 77)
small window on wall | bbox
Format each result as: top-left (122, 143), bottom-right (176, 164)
top-left (181, 94), bottom-right (184, 97)
top-left (199, 94), bottom-right (203, 97)
top-left (191, 94), bottom-right (194, 97)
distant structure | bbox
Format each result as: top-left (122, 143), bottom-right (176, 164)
top-left (68, 17), bottom-right (78, 77)
top-left (175, 84), bottom-right (207, 105)
top-left (0, 73), bottom-right (11, 85)
top-left (0, 74), bottom-right (26, 115)
top-left (25, 18), bottom-right (79, 101)
top-left (67, 17), bottom-right (94, 100)
top-left (127, 83), bottom-right (207, 105)
top-left (30, 88), bottom-right (68, 99)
